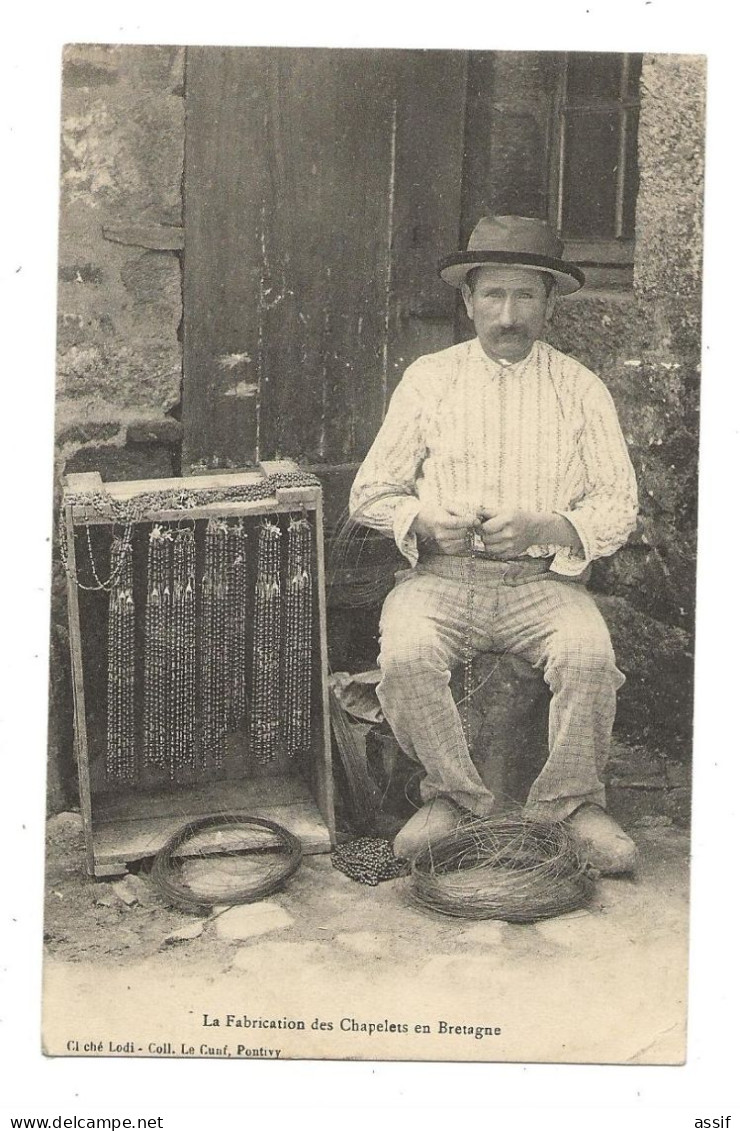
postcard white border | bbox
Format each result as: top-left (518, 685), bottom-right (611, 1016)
top-left (3, 2), bottom-right (738, 1126)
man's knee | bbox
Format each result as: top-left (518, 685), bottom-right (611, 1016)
top-left (378, 634), bottom-right (450, 685)
top-left (378, 586), bottom-right (457, 685)
top-left (545, 627), bottom-right (620, 682)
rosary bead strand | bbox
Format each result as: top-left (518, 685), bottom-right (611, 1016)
top-left (227, 521), bottom-right (249, 731)
top-left (200, 520), bottom-right (217, 768)
top-left (283, 514), bottom-right (313, 757)
top-left (250, 519), bottom-right (283, 764)
top-left (143, 524), bottom-right (173, 773)
top-left (172, 527), bottom-right (197, 777)
top-left (105, 531), bottom-right (136, 781)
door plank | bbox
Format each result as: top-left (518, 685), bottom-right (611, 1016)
top-left (183, 46), bottom-right (271, 472)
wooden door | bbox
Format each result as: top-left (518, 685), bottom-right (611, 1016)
top-left (182, 47), bottom-right (468, 519)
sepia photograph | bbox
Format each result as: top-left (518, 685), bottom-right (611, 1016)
top-left (40, 42), bottom-right (704, 1067)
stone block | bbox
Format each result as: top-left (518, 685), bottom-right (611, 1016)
top-left (63, 443), bottom-right (175, 482)
top-left (591, 536), bottom-right (696, 634)
top-left (56, 245), bottom-right (182, 411)
top-left (594, 595), bottom-right (693, 757)
top-left (46, 811), bottom-right (83, 841)
top-left (111, 874), bottom-right (152, 907)
top-left (119, 251), bottom-right (181, 311)
top-left (56, 421), bottom-right (122, 446)
top-left (63, 58), bottom-right (120, 88)
top-left (125, 418), bottom-right (183, 445)
top-left (666, 762), bottom-right (690, 789)
top-left (665, 787), bottom-right (691, 827)
top-left (634, 814), bottom-right (673, 828)
top-left (456, 920), bottom-right (507, 947)
top-left (605, 784), bottom-right (669, 828)
top-left (215, 902), bottom-right (294, 942)
top-left (603, 357), bottom-right (689, 444)
top-left (607, 744), bottom-right (668, 789)
top-left (163, 921), bottom-right (205, 945)
top-left (59, 264), bottom-right (104, 285)
top-left (60, 45), bottom-right (185, 223)
top-left (549, 295), bottom-right (651, 382)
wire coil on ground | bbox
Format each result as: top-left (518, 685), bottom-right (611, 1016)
top-left (151, 814), bottom-right (303, 912)
top-left (409, 816), bottom-right (596, 923)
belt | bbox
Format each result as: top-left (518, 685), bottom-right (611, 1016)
top-left (468, 553), bottom-right (555, 581)
top-left (416, 550), bottom-right (590, 586)
top-left (470, 549), bottom-right (550, 566)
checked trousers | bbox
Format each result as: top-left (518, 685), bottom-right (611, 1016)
top-left (376, 555), bottom-right (625, 823)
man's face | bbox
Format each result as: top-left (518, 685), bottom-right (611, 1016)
top-left (461, 266), bottom-right (555, 363)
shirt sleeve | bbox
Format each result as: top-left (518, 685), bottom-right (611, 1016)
top-left (349, 364), bottom-right (429, 566)
top-left (550, 380), bottom-right (639, 576)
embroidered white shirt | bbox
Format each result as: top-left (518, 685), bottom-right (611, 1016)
top-left (350, 337), bottom-right (639, 577)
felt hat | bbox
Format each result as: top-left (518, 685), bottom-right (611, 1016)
top-left (438, 215), bottom-right (585, 295)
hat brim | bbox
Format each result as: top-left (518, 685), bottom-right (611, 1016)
top-left (438, 251), bottom-right (585, 295)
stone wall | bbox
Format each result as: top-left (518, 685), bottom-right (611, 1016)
top-left (56, 44), bottom-right (185, 479)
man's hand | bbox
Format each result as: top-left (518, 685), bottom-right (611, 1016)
top-left (478, 509), bottom-right (540, 557)
top-left (479, 509), bottom-right (583, 558)
top-left (412, 504), bottom-right (475, 556)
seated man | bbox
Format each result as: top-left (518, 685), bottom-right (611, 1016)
top-left (350, 215), bottom-right (639, 874)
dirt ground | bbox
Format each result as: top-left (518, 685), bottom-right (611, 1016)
top-left (41, 810), bottom-right (690, 1065)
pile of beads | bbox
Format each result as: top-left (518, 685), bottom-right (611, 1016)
top-left (331, 837), bottom-right (409, 886)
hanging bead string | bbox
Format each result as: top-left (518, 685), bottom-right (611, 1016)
top-left (59, 470), bottom-right (321, 585)
top-left (58, 506), bottom-right (135, 593)
top-left (226, 521), bottom-right (249, 730)
top-left (265, 469), bottom-right (321, 492)
top-left (171, 526), bottom-right (197, 777)
top-left (143, 524), bottom-right (173, 772)
top-left (250, 518), bottom-right (283, 764)
top-left (106, 531), bottom-right (136, 781)
top-left (214, 521), bottom-right (230, 765)
top-left (60, 472), bottom-right (321, 595)
top-left (283, 513), bottom-right (313, 758)
top-left (200, 519), bottom-right (231, 768)
top-left (200, 520), bottom-right (215, 767)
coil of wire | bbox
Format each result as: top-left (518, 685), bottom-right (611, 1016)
top-left (409, 815), bottom-right (596, 923)
top-left (151, 814), bottom-right (303, 913)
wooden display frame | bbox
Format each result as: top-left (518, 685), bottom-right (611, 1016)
top-left (62, 460), bottom-right (335, 878)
